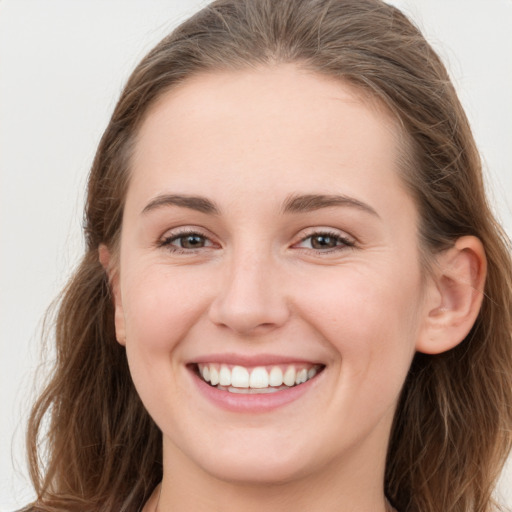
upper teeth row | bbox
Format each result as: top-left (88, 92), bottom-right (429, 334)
top-left (197, 363), bottom-right (320, 389)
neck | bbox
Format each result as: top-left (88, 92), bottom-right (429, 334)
top-left (151, 436), bottom-right (391, 512)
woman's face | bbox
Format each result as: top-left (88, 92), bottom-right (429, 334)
top-left (111, 65), bottom-right (432, 484)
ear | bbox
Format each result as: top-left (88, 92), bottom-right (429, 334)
top-left (99, 244), bottom-right (126, 346)
top-left (416, 236), bottom-right (487, 355)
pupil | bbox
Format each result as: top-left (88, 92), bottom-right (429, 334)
top-left (312, 235), bottom-right (336, 249)
top-left (182, 235), bottom-right (204, 248)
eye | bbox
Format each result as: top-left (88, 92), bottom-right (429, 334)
top-left (159, 230), bottom-right (216, 252)
top-left (295, 230), bottom-right (355, 252)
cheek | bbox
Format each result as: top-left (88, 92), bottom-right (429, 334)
top-left (297, 264), bottom-right (423, 377)
top-left (120, 265), bottom-right (213, 353)
top-left (119, 266), bottom-right (212, 424)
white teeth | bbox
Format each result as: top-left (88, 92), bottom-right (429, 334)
top-left (269, 366), bottom-right (283, 387)
top-left (197, 362), bottom-right (322, 391)
top-left (283, 366), bottom-right (296, 387)
top-left (295, 368), bottom-right (308, 385)
top-left (219, 364), bottom-right (231, 386)
top-left (209, 366), bottom-right (220, 386)
top-left (249, 366), bottom-right (269, 388)
top-left (219, 385), bottom-right (282, 394)
top-left (231, 365), bottom-right (249, 388)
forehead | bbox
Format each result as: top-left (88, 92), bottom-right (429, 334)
top-left (138, 64), bottom-right (401, 148)
top-left (128, 65), bottom-right (411, 216)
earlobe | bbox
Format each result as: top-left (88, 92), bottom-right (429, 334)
top-left (416, 236), bottom-right (487, 355)
top-left (98, 244), bottom-right (126, 346)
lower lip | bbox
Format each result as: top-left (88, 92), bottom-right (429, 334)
top-left (190, 367), bottom-right (323, 413)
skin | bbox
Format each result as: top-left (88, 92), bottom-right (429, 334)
top-left (100, 65), bottom-right (486, 511)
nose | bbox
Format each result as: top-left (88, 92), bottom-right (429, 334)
top-left (208, 251), bottom-right (291, 336)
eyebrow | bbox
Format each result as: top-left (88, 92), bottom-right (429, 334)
top-left (141, 192), bottom-right (379, 218)
top-left (282, 193), bottom-right (380, 217)
top-left (142, 194), bottom-right (220, 215)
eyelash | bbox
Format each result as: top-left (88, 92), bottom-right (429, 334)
top-left (295, 230), bottom-right (356, 253)
top-left (158, 228), bottom-right (355, 255)
top-left (158, 229), bottom-right (215, 254)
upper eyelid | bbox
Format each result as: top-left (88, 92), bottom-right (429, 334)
top-left (295, 227), bottom-right (356, 242)
top-left (160, 225), bottom-right (213, 239)
top-left (299, 228), bottom-right (351, 238)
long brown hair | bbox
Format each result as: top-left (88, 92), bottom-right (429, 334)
top-left (25, 1), bottom-right (512, 511)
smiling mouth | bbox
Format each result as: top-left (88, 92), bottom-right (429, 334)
top-left (193, 363), bottom-right (325, 394)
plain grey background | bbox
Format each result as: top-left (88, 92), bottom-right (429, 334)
top-left (1, 1), bottom-right (511, 509)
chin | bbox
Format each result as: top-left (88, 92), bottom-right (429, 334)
top-left (201, 454), bottom-right (312, 486)
top-left (185, 433), bottom-right (318, 485)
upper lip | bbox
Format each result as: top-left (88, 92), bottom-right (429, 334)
top-left (190, 353), bottom-right (324, 367)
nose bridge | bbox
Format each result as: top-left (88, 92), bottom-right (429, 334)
top-left (208, 243), bottom-right (289, 335)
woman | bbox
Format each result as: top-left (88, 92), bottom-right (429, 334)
top-left (21, 0), bottom-right (512, 511)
